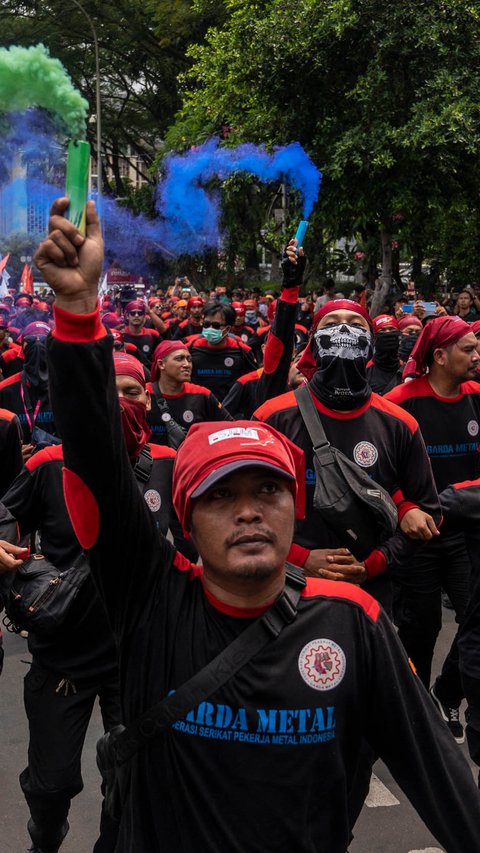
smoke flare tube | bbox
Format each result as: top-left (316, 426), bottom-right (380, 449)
top-left (294, 219), bottom-right (309, 253)
top-left (65, 140), bottom-right (90, 235)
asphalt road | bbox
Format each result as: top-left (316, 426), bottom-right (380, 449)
top-left (0, 607), bottom-right (476, 853)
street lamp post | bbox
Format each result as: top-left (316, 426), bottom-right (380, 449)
top-left (69, 0), bottom-right (102, 205)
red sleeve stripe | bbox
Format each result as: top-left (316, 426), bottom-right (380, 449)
top-left (370, 393), bottom-right (418, 434)
top-left (26, 444), bottom-right (64, 471)
top-left (149, 444), bottom-right (177, 460)
top-left (453, 478), bottom-right (480, 491)
top-left (0, 407), bottom-right (17, 422)
top-left (254, 390), bottom-right (297, 421)
top-left (287, 542), bottom-right (310, 567)
top-left (302, 578), bottom-right (380, 622)
top-left (364, 549), bottom-right (387, 579)
top-left (0, 372), bottom-right (21, 390)
top-left (280, 286), bottom-right (299, 304)
top-left (397, 501), bottom-right (419, 522)
top-left (53, 303), bottom-right (107, 343)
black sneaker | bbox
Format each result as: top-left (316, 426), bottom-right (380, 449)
top-left (430, 683), bottom-right (465, 744)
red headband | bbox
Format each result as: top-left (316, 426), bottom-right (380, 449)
top-left (125, 300), bottom-right (145, 315)
top-left (403, 316), bottom-right (472, 379)
top-left (151, 340), bottom-right (189, 382)
top-left (297, 299), bottom-right (372, 380)
top-left (398, 316), bottom-right (423, 332)
top-left (372, 314), bottom-right (399, 333)
top-left (113, 352), bottom-right (145, 387)
top-left (173, 421), bottom-right (305, 535)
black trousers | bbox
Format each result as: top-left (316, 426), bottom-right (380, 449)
top-left (393, 531), bottom-right (471, 702)
top-left (21, 663), bottom-right (121, 852)
top-left (462, 672), bottom-right (480, 785)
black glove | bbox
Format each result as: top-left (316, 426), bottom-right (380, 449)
top-left (281, 250), bottom-right (306, 288)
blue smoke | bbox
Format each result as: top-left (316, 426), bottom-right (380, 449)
top-left (0, 115), bottom-right (322, 267)
top-left (156, 138), bottom-right (322, 254)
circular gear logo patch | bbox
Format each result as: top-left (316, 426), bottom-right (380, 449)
top-left (298, 639), bottom-right (346, 691)
top-left (353, 441), bottom-right (378, 468)
top-left (144, 489), bottom-right (161, 513)
top-left (468, 419), bottom-right (479, 437)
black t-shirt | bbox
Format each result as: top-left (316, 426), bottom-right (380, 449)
top-left (0, 441), bottom-right (181, 681)
top-left (45, 320), bottom-right (480, 853)
top-left (188, 335), bottom-right (257, 401)
top-left (254, 388), bottom-right (440, 566)
top-left (146, 380), bottom-right (232, 445)
top-left (122, 328), bottom-right (160, 368)
top-left (0, 372), bottom-right (57, 443)
top-left (387, 376), bottom-right (480, 492)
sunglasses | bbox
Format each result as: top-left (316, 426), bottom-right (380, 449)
top-left (128, 310), bottom-right (145, 317)
top-left (203, 321), bottom-right (225, 330)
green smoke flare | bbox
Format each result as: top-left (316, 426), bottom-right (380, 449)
top-left (0, 44), bottom-right (88, 137)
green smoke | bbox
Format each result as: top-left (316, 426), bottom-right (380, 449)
top-left (0, 44), bottom-right (88, 138)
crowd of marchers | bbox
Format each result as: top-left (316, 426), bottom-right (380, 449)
top-left (0, 203), bottom-right (480, 852)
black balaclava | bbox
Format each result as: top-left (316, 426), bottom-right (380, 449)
top-left (374, 331), bottom-right (400, 371)
top-left (22, 336), bottom-right (49, 393)
top-left (398, 330), bottom-right (421, 361)
top-left (309, 323), bottom-right (372, 410)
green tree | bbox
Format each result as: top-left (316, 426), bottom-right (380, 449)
top-left (167, 0), bottom-right (480, 303)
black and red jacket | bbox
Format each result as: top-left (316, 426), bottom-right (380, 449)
top-left (232, 323), bottom-right (255, 344)
top-left (172, 318), bottom-right (203, 341)
top-left (0, 371), bottom-right (57, 444)
top-left (146, 380), bottom-right (233, 445)
top-left (44, 303), bottom-right (480, 853)
top-left (254, 388), bottom-right (441, 577)
top-left (0, 439), bottom-right (192, 680)
top-left (188, 334), bottom-right (257, 401)
top-left (0, 407), bottom-right (23, 497)
top-left (122, 327), bottom-right (160, 369)
top-left (0, 342), bottom-right (24, 379)
top-left (386, 376), bottom-right (480, 492)
top-left (439, 478), bottom-right (480, 680)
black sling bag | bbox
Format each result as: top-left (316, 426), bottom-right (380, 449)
top-left (97, 563), bottom-right (306, 819)
top-left (151, 381), bottom-right (187, 449)
top-left (295, 384), bottom-right (398, 561)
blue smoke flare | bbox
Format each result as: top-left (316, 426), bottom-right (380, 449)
top-left (156, 138), bottom-right (322, 254)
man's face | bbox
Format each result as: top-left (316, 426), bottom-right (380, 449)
top-left (234, 313), bottom-right (245, 327)
top-left (159, 350), bottom-right (192, 383)
top-left (457, 292), bottom-right (472, 310)
top-left (436, 333), bottom-right (480, 381)
top-left (401, 323), bottom-right (421, 335)
top-left (0, 325), bottom-right (7, 343)
top-left (190, 304), bottom-right (203, 322)
top-left (377, 324), bottom-right (398, 334)
top-left (176, 305), bottom-right (188, 320)
top-left (115, 374), bottom-right (150, 410)
top-left (190, 468), bottom-right (294, 583)
top-left (127, 309), bottom-right (145, 329)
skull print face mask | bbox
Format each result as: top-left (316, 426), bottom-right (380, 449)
top-left (309, 323), bottom-right (372, 410)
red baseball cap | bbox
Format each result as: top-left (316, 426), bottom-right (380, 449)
top-left (372, 314), bottom-right (399, 333)
top-left (187, 297), bottom-right (204, 310)
top-left (173, 421), bottom-right (305, 534)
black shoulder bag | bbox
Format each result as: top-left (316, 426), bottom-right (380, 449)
top-left (295, 384), bottom-right (398, 560)
top-left (3, 553), bottom-right (90, 635)
top-left (97, 564), bottom-right (306, 820)
top-left (151, 382), bottom-right (187, 449)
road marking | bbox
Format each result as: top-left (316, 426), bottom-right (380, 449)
top-left (408, 849), bottom-right (444, 852)
top-left (365, 773), bottom-right (400, 807)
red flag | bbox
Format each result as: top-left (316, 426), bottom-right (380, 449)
top-left (21, 263), bottom-right (34, 295)
top-left (0, 254), bottom-right (10, 275)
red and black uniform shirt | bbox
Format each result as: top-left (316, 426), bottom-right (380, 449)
top-left (172, 318), bottom-right (203, 341)
top-left (254, 388), bottom-right (440, 570)
top-left (0, 441), bottom-right (184, 680)
top-left (439, 478), bottom-right (480, 679)
top-left (222, 368), bottom-right (263, 419)
top-left (0, 372), bottom-right (58, 444)
top-left (122, 327), bottom-right (160, 369)
top-left (0, 342), bottom-right (23, 379)
top-left (146, 380), bottom-right (233, 445)
top-left (232, 323), bottom-right (255, 345)
top-left (44, 311), bottom-right (480, 853)
top-left (188, 335), bottom-right (257, 401)
top-left (0, 408), bottom-right (23, 497)
top-left (386, 376), bottom-right (480, 492)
